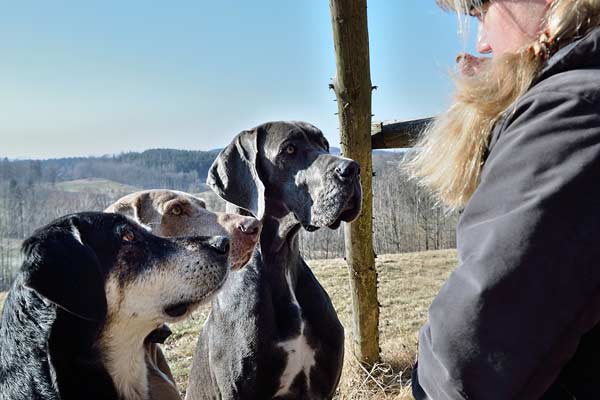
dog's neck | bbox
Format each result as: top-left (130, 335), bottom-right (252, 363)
top-left (227, 203), bottom-right (302, 259)
top-left (98, 281), bottom-right (161, 400)
top-left (254, 213), bottom-right (303, 299)
top-left (260, 213), bottom-right (302, 259)
top-left (227, 204), bottom-right (303, 293)
top-left (99, 315), bottom-right (156, 400)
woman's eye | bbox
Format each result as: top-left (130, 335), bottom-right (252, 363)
top-left (469, 3), bottom-right (489, 20)
top-left (122, 230), bottom-right (135, 242)
top-left (171, 205), bottom-right (183, 215)
top-left (285, 145), bottom-right (296, 155)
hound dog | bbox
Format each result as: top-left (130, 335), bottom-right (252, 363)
top-left (0, 212), bottom-right (231, 400)
top-left (106, 189), bottom-right (261, 271)
top-left (186, 121), bottom-right (362, 400)
top-left (105, 189), bottom-right (261, 399)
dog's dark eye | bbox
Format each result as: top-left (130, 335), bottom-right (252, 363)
top-left (285, 145), bottom-right (296, 155)
top-left (122, 229), bottom-right (136, 242)
top-left (170, 205), bottom-right (183, 216)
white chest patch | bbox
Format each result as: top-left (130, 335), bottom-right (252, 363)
top-left (274, 271), bottom-right (317, 397)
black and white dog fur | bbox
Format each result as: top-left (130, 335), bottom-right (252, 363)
top-left (186, 121), bottom-right (362, 399)
top-left (0, 212), bottom-right (230, 400)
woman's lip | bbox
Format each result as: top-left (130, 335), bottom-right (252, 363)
top-left (477, 42), bottom-right (492, 54)
top-left (456, 53), bottom-right (491, 77)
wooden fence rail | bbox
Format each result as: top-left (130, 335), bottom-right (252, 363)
top-left (371, 117), bottom-right (433, 149)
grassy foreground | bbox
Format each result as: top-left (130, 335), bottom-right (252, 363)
top-left (165, 249), bottom-right (456, 399)
top-left (0, 249), bottom-right (457, 399)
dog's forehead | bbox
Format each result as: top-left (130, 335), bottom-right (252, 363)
top-left (262, 122), bottom-right (325, 148)
top-left (149, 191), bottom-right (185, 207)
top-left (152, 191), bottom-right (179, 205)
top-left (39, 212), bottom-right (135, 244)
top-left (156, 191), bottom-right (206, 210)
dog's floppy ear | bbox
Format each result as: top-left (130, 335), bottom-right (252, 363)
top-left (207, 128), bottom-right (265, 219)
top-left (106, 193), bottom-right (154, 228)
top-left (21, 221), bottom-right (107, 322)
top-left (192, 197), bottom-right (207, 209)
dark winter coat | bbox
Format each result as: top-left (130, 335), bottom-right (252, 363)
top-left (413, 27), bottom-right (600, 399)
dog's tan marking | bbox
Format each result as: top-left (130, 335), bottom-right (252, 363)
top-left (100, 245), bottom-right (226, 400)
top-left (100, 278), bottom-right (157, 400)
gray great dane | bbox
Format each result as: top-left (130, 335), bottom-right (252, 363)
top-left (186, 121), bottom-right (362, 400)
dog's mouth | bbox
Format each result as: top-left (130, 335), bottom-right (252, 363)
top-left (300, 187), bottom-right (361, 231)
top-left (163, 268), bottom-right (230, 319)
top-left (292, 175), bottom-right (362, 232)
top-left (327, 198), bottom-right (361, 229)
top-left (323, 181), bottom-right (362, 229)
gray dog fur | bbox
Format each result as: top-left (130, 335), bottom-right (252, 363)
top-left (186, 121), bottom-right (362, 400)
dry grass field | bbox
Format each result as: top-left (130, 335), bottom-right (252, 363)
top-left (54, 178), bottom-right (142, 194)
top-left (0, 249), bottom-right (457, 399)
top-left (164, 249), bottom-right (457, 399)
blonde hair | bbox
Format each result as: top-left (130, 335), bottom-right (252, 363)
top-left (405, 0), bottom-right (600, 210)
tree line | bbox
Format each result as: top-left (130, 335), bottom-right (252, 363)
top-left (0, 148), bottom-right (220, 193)
top-left (0, 149), bottom-right (457, 291)
top-left (298, 155), bottom-right (457, 260)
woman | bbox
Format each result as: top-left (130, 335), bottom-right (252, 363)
top-left (407, 0), bottom-right (600, 398)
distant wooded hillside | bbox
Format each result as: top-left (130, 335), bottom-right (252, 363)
top-left (1, 148), bottom-right (221, 193)
top-left (0, 148), bottom-right (457, 290)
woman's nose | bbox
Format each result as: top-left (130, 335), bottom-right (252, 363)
top-left (477, 22), bottom-right (492, 54)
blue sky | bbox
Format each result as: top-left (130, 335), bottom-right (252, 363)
top-left (0, 1), bottom-right (477, 159)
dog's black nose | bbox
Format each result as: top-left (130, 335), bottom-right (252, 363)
top-left (238, 218), bottom-right (261, 235)
top-left (335, 160), bottom-right (360, 181)
top-left (208, 236), bottom-right (230, 255)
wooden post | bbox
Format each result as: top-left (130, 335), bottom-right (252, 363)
top-left (330, 0), bottom-right (380, 364)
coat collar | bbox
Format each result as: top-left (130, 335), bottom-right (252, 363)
top-left (536, 26), bottom-right (600, 84)
top-left (485, 27), bottom-right (600, 162)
